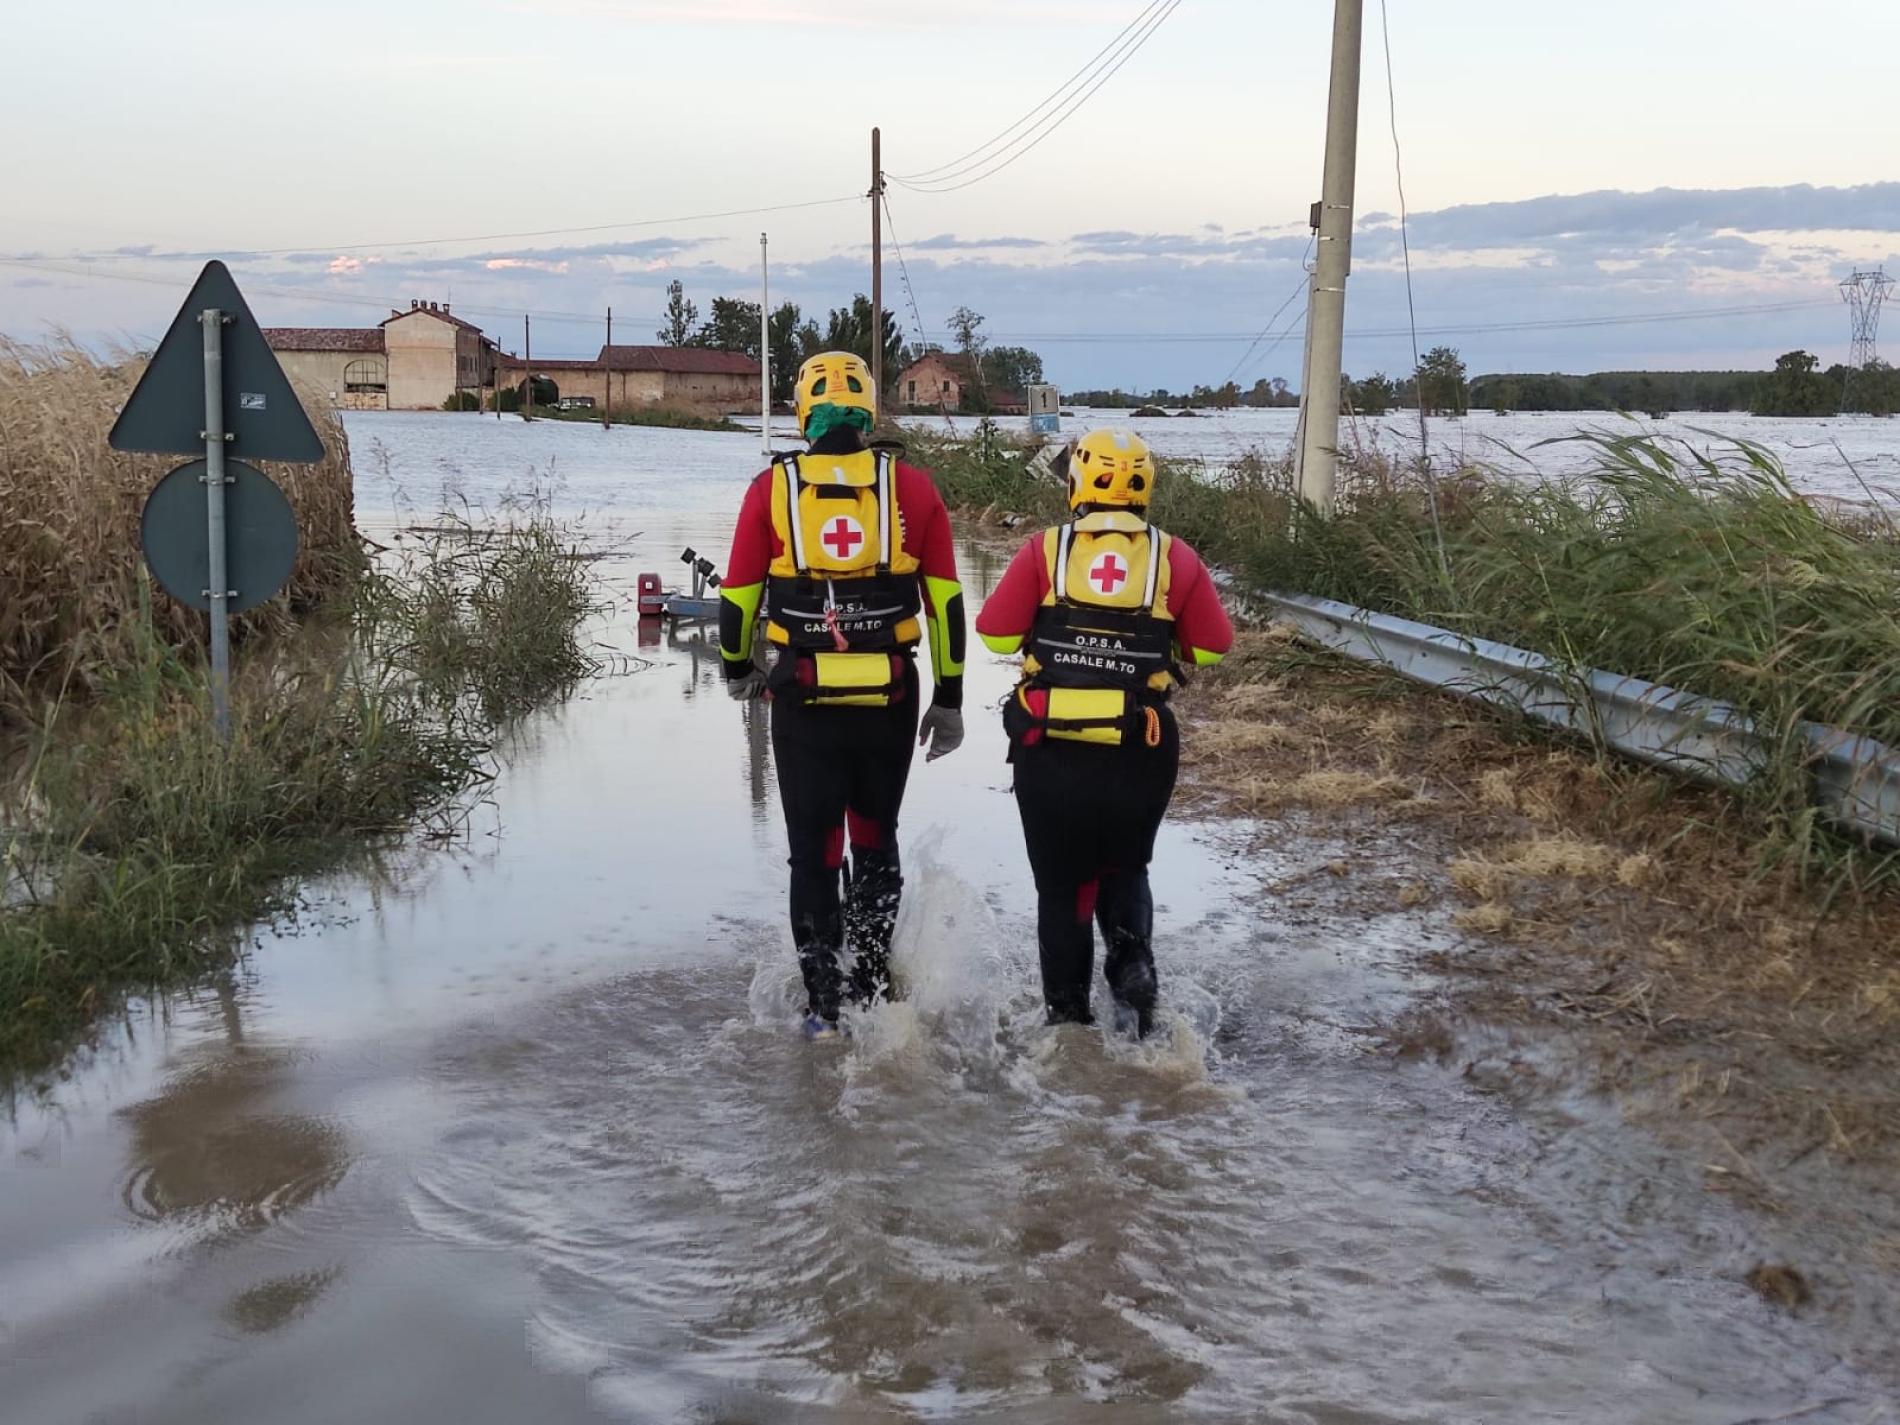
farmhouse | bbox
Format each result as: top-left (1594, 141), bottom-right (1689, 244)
top-left (895, 351), bottom-right (1024, 414)
top-left (266, 301), bottom-right (759, 414)
top-left (265, 300), bottom-right (496, 412)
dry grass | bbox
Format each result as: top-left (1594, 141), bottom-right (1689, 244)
top-left (0, 336), bottom-right (358, 704)
top-left (1174, 621), bottom-right (1900, 1176)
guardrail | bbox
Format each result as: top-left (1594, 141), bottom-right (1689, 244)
top-left (1261, 591), bottom-right (1900, 850)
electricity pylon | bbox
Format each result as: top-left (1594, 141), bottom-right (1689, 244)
top-left (1841, 267), bottom-right (1894, 369)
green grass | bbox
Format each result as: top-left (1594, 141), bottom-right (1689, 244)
top-left (906, 420), bottom-right (1900, 883)
top-left (1, 511), bottom-right (603, 1076)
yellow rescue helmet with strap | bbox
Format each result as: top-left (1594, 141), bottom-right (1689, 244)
top-left (1068, 428), bottom-right (1155, 512)
top-left (795, 350), bottom-right (877, 436)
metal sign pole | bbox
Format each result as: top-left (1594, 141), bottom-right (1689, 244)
top-left (200, 308), bottom-right (233, 741)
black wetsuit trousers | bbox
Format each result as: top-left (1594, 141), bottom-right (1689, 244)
top-left (1011, 704), bottom-right (1179, 1028)
top-left (771, 657), bottom-right (921, 1019)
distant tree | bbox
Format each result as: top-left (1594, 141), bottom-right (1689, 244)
top-left (766, 302), bottom-right (806, 403)
top-left (946, 305), bottom-right (989, 389)
top-left (1489, 378), bottom-right (1519, 416)
top-left (1416, 346), bottom-right (1468, 416)
top-left (1350, 373), bottom-right (1395, 415)
top-left (984, 344), bottom-right (1045, 399)
top-left (818, 296), bottom-right (903, 395)
top-left (657, 281), bottom-right (699, 346)
top-left (1835, 358), bottom-right (1900, 417)
top-left (694, 296), bottom-right (761, 359)
top-left (1751, 350), bottom-right (1837, 417)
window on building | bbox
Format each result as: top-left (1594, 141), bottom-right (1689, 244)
top-left (907, 380), bottom-right (916, 401)
top-left (344, 358), bottom-right (387, 393)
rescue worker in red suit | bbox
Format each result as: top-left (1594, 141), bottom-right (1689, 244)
top-left (720, 352), bottom-right (967, 1040)
top-left (976, 429), bottom-right (1232, 1036)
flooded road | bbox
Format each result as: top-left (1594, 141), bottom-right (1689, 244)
top-left (3, 421), bottom-right (1892, 1421)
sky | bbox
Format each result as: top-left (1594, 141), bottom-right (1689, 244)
top-left (3, 0), bottom-right (1898, 392)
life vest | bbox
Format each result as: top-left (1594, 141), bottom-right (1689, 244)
top-left (1014, 513), bottom-right (1178, 747)
top-left (765, 449), bottom-right (923, 707)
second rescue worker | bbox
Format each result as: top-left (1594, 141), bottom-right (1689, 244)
top-left (976, 429), bottom-right (1232, 1036)
top-left (719, 351), bottom-right (967, 1040)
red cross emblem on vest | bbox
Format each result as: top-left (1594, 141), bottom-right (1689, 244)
top-left (822, 516), bottom-right (865, 560)
top-left (1089, 552), bottom-right (1129, 595)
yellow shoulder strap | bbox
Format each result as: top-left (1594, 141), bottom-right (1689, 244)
top-left (779, 455), bottom-right (808, 573)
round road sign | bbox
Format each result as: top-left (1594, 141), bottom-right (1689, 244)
top-left (140, 459), bottom-right (300, 614)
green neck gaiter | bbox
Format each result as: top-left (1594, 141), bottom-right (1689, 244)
top-left (803, 404), bottom-right (874, 445)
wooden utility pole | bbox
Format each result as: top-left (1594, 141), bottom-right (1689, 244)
top-left (603, 306), bottom-right (612, 429)
top-left (1295, 0), bottom-right (1364, 516)
top-left (870, 126), bottom-right (884, 410)
top-left (524, 314), bottom-right (534, 421)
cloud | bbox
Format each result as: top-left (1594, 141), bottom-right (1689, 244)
top-left (1394, 182), bottom-right (1900, 251)
top-left (910, 234), bottom-right (1048, 252)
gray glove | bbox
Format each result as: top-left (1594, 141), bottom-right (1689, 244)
top-left (726, 667), bottom-right (767, 701)
top-left (918, 705), bottom-right (964, 761)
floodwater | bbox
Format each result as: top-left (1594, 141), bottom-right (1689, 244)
top-left (920, 406), bottom-right (1900, 509)
top-left (3, 416), bottom-right (1895, 1422)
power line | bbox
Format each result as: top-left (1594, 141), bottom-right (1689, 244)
top-left (879, 193), bottom-right (958, 427)
top-left (0, 256), bottom-right (658, 332)
top-left (1377, 0), bottom-right (1448, 579)
top-left (890, 0), bottom-right (1185, 196)
top-left (890, 1), bottom-right (1170, 182)
top-left (1225, 238), bottom-right (1314, 385)
top-left (23, 194), bottom-right (865, 264)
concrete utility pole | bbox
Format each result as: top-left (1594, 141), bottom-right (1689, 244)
top-left (524, 314), bottom-right (533, 421)
top-left (1296, 0), bottom-right (1364, 515)
top-left (870, 126), bottom-right (885, 410)
top-left (760, 232), bottom-right (772, 457)
top-left (603, 306), bottom-right (612, 429)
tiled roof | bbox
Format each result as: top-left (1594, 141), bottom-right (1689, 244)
top-left (264, 327), bottom-right (384, 353)
top-left (494, 355), bottom-right (598, 372)
top-left (382, 304), bottom-right (485, 334)
top-left (899, 351), bottom-right (974, 381)
top-left (599, 344), bottom-right (760, 376)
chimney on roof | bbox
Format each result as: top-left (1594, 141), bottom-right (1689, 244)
top-left (410, 299), bottom-right (420, 310)
top-left (442, 303), bottom-right (450, 315)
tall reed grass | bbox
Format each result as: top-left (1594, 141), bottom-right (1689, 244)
top-left (911, 422), bottom-right (1900, 879)
top-left (0, 337), bottom-right (358, 705)
top-left (1, 510), bottom-right (603, 1076)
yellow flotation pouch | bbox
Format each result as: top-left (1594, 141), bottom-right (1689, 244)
top-left (1045, 686), bottom-right (1130, 745)
top-left (772, 650), bottom-right (910, 708)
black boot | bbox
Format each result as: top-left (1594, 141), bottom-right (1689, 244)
top-left (843, 846), bottom-right (902, 1007)
top-left (1098, 871), bottom-right (1157, 1038)
top-left (1037, 884), bottom-right (1097, 1025)
top-left (790, 866), bottom-right (845, 1024)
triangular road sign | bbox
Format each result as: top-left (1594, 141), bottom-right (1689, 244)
top-left (109, 260), bottom-right (324, 463)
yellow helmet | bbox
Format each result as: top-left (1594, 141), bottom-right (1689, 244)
top-left (1068, 428), bottom-right (1155, 511)
top-left (795, 350), bottom-right (877, 436)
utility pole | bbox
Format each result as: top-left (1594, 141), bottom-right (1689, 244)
top-left (524, 314), bottom-right (533, 421)
top-left (760, 231), bottom-right (772, 457)
top-left (603, 306), bottom-right (612, 429)
top-left (870, 126), bottom-right (884, 412)
top-left (1295, 0), bottom-right (1364, 515)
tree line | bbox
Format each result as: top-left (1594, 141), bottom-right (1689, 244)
top-left (652, 284), bottom-right (1045, 411)
top-left (651, 282), bottom-right (1900, 421)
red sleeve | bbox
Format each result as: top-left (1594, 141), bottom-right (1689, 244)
top-left (976, 535), bottom-right (1051, 641)
top-left (897, 463), bottom-right (960, 595)
top-left (722, 470), bottom-right (777, 587)
top-left (1166, 539), bottom-right (1234, 658)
